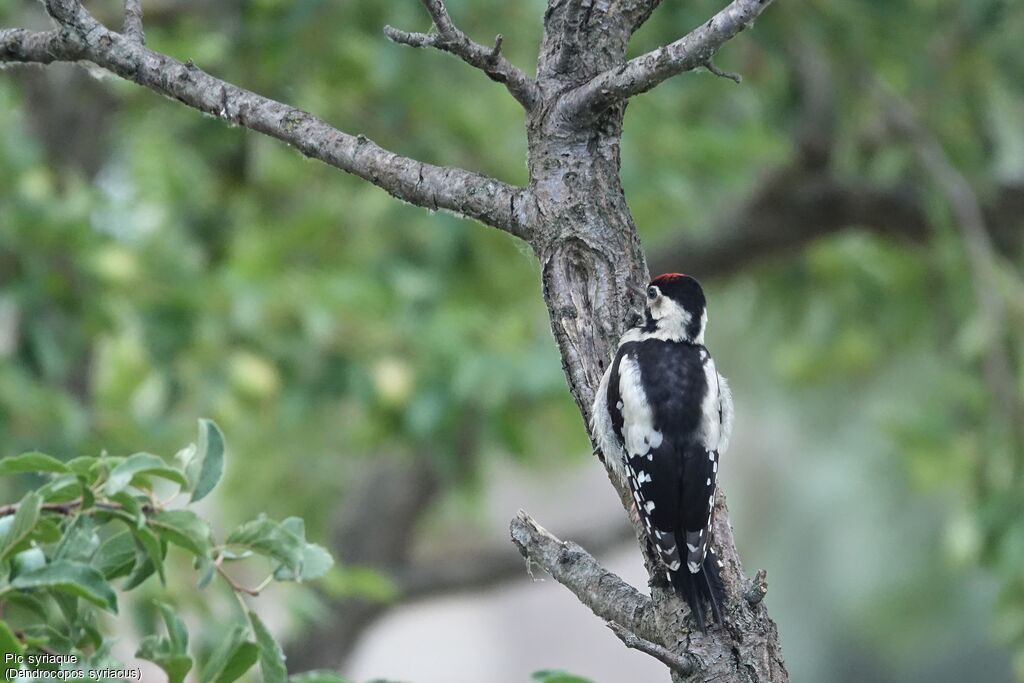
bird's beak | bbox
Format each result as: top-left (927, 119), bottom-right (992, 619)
top-left (628, 282), bottom-right (646, 298)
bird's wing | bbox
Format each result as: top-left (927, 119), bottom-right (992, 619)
top-left (716, 371), bottom-right (734, 455)
top-left (678, 442), bottom-right (718, 573)
top-left (591, 345), bottom-right (629, 485)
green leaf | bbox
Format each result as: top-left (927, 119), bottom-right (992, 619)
top-left (122, 554), bottom-right (156, 591)
top-left (226, 515), bottom-right (303, 573)
top-left (217, 643), bottom-right (259, 683)
top-left (31, 518), bottom-right (62, 544)
top-left (271, 517), bottom-right (333, 581)
top-left (105, 453), bottom-right (188, 496)
top-left (136, 601), bottom-right (193, 683)
top-left (20, 623), bottom-right (73, 652)
top-left (109, 491), bottom-right (144, 527)
top-left (280, 517), bottom-right (304, 538)
top-left (136, 641), bottom-right (192, 683)
top-left (200, 624), bottom-right (258, 683)
top-left (78, 610), bottom-right (104, 650)
top-left (0, 452), bottom-right (68, 476)
top-left (132, 525), bottom-right (166, 585)
top-left (94, 530), bottom-right (138, 580)
top-left (65, 456), bottom-right (98, 480)
top-left (0, 621), bottom-right (23, 682)
top-left (0, 491), bottom-right (42, 560)
top-left (288, 674), bottom-right (353, 683)
top-left (149, 510), bottom-right (211, 558)
top-left (81, 482), bottom-right (96, 511)
top-left (249, 611), bottom-right (287, 683)
top-left (36, 474), bottom-right (81, 503)
top-left (174, 443), bottom-right (197, 480)
top-left (12, 546), bottom-right (47, 576)
top-left (12, 560), bottom-right (118, 613)
top-left (53, 516), bottom-right (99, 563)
top-left (190, 419), bottom-right (226, 503)
top-left (156, 601), bottom-right (189, 654)
top-left (274, 543), bottom-right (333, 582)
top-left (195, 555), bottom-right (216, 590)
top-left (4, 591), bottom-right (49, 620)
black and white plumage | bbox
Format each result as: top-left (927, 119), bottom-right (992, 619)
top-left (592, 273), bottom-right (734, 630)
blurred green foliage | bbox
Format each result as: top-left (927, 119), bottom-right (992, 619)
top-left (0, 421), bottom-right (334, 682)
top-left (0, 0), bottom-right (1022, 680)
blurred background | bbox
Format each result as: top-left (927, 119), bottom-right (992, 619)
top-left (1, 0), bottom-right (1023, 681)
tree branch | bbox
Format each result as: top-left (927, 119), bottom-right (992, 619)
top-left (509, 510), bottom-right (659, 643)
top-left (122, 0), bottom-right (144, 44)
top-left (649, 171), bottom-right (931, 279)
top-left (0, 0), bottom-right (536, 240)
top-left (606, 622), bottom-right (695, 675)
top-left (0, 28), bottom-right (83, 63)
top-left (621, 0), bottom-right (666, 35)
top-left (703, 58), bottom-right (742, 83)
top-left (559, 0), bottom-right (774, 123)
top-left (384, 0), bottom-right (539, 111)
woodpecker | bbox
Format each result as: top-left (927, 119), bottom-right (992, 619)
top-left (592, 273), bottom-right (733, 630)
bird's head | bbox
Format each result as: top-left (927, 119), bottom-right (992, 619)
top-left (642, 273), bottom-right (707, 343)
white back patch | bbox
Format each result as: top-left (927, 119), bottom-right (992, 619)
top-left (617, 355), bottom-right (663, 458)
top-left (699, 356), bottom-right (722, 450)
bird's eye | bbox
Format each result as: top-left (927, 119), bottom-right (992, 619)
top-left (647, 286), bottom-right (658, 300)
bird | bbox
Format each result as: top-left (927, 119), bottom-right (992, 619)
top-left (591, 273), bottom-right (733, 630)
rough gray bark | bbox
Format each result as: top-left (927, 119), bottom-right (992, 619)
top-left (1, 0), bottom-right (786, 679)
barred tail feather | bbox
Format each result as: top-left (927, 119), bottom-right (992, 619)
top-left (669, 552), bottom-right (725, 631)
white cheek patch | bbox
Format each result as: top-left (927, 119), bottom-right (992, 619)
top-left (648, 298), bottom-right (693, 342)
top-left (617, 355), bottom-right (663, 458)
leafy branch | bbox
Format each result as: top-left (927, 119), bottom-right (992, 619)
top-left (0, 420), bottom-right (339, 683)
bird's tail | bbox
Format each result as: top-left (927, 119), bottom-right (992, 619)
top-left (670, 550), bottom-right (725, 631)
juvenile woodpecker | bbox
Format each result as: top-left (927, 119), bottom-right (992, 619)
top-left (592, 273), bottom-right (733, 630)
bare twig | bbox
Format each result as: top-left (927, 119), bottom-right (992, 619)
top-left (607, 622), bottom-right (695, 675)
top-left (509, 510), bottom-right (659, 643)
top-left (0, 497), bottom-right (154, 518)
top-left (384, 0), bottom-right (539, 110)
top-left (744, 568), bottom-right (768, 605)
top-left (0, 0), bottom-right (536, 240)
top-left (559, 0), bottom-right (773, 123)
top-left (703, 59), bottom-right (741, 83)
top-left (123, 0), bottom-right (144, 44)
top-left (213, 556), bottom-right (270, 597)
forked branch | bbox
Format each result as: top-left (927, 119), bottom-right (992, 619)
top-left (607, 622), bottom-right (695, 675)
top-left (122, 0), bottom-right (144, 43)
top-left (385, 0), bottom-right (539, 110)
top-left (509, 510), bottom-right (659, 643)
top-left (560, 0), bottom-right (774, 123)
